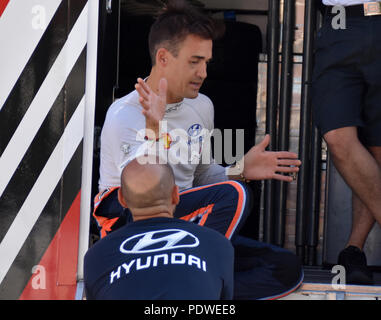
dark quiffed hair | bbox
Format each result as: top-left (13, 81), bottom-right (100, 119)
top-left (148, 0), bottom-right (224, 65)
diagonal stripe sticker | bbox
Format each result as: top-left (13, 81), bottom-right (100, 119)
top-left (0, 95), bottom-right (85, 285)
top-left (0, 2), bottom-right (88, 199)
top-left (0, 0), bottom-right (63, 110)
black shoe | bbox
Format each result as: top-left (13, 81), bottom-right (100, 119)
top-left (338, 246), bottom-right (373, 285)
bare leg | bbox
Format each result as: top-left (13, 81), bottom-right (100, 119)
top-left (347, 194), bottom-right (375, 250)
top-left (324, 127), bottom-right (381, 229)
top-left (324, 127), bottom-right (381, 283)
top-left (347, 146), bottom-right (381, 249)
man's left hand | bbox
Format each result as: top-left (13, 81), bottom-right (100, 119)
top-left (243, 134), bottom-right (301, 182)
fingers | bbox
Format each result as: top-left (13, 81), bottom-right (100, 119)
top-left (136, 85), bottom-right (149, 101)
top-left (136, 77), bottom-right (168, 111)
top-left (139, 96), bottom-right (150, 111)
top-left (274, 160), bottom-right (300, 182)
top-left (258, 134), bottom-right (270, 150)
top-left (135, 78), bottom-right (151, 103)
top-left (272, 173), bottom-right (294, 182)
top-left (276, 165), bottom-right (299, 173)
top-left (136, 78), bottom-right (151, 95)
top-left (158, 78), bottom-right (168, 98)
top-left (277, 159), bottom-right (302, 166)
top-left (274, 151), bottom-right (299, 159)
top-left (136, 78), bottom-right (154, 112)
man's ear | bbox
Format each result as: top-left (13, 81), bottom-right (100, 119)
top-left (156, 47), bottom-right (170, 67)
top-left (172, 185), bottom-right (180, 205)
top-left (118, 188), bottom-right (128, 208)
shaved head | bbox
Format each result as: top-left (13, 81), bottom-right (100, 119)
top-left (120, 155), bottom-right (179, 219)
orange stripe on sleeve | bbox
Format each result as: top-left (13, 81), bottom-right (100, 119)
top-left (224, 181), bottom-right (245, 239)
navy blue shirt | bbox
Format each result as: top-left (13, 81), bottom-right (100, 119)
top-left (84, 217), bottom-right (234, 300)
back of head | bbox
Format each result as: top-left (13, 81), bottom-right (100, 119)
top-left (148, 0), bottom-right (223, 65)
top-left (120, 156), bottom-right (178, 219)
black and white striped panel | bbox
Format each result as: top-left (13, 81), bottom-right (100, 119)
top-left (0, 0), bottom-right (88, 299)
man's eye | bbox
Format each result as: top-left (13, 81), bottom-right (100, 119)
top-left (190, 61), bottom-right (198, 64)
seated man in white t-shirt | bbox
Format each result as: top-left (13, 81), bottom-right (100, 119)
top-left (94, 0), bottom-right (301, 240)
top-left (93, 0), bottom-right (304, 301)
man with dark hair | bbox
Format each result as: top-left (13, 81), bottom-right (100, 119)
top-left (94, 0), bottom-right (303, 300)
top-left (96, 0), bottom-right (300, 239)
top-left (85, 155), bottom-right (234, 300)
top-left (148, 0), bottom-right (221, 67)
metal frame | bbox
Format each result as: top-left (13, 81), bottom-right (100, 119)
top-left (76, 0), bottom-right (100, 299)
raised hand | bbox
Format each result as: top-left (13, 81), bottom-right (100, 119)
top-left (135, 77), bottom-right (167, 138)
top-left (243, 134), bottom-right (301, 182)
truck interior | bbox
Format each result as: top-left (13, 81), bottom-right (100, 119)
top-left (91, 0), bottom-right (381, 299)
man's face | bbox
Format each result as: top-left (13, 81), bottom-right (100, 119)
top-left (165, 34), bottom-right (212, 102)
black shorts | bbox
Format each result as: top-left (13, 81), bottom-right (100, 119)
top-left (312, 14), bottom-right (381, 146)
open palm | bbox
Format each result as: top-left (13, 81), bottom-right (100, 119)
top-left (135, 77), bottom-right (167, 136)
top-left (243, 135), bottom-right (301, 182)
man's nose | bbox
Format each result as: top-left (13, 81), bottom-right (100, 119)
top-left (197, 62), bottom-right (207, 79)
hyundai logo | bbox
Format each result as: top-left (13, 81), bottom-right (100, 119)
top-left (120, 229), bottom-right (200, 254)
top-left (187, 124), bottom-right (202, 137)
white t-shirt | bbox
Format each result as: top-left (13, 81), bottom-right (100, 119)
top-left (98, 90), bottom-right (227, 192)
top-left (323, 0), bottom-right (376, 5)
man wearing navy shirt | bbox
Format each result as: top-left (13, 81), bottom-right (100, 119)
top-left (84, 155), bottom-right (234, 300)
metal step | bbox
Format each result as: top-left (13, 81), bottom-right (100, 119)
top-left (280, 266), bottom-right (381, 300)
